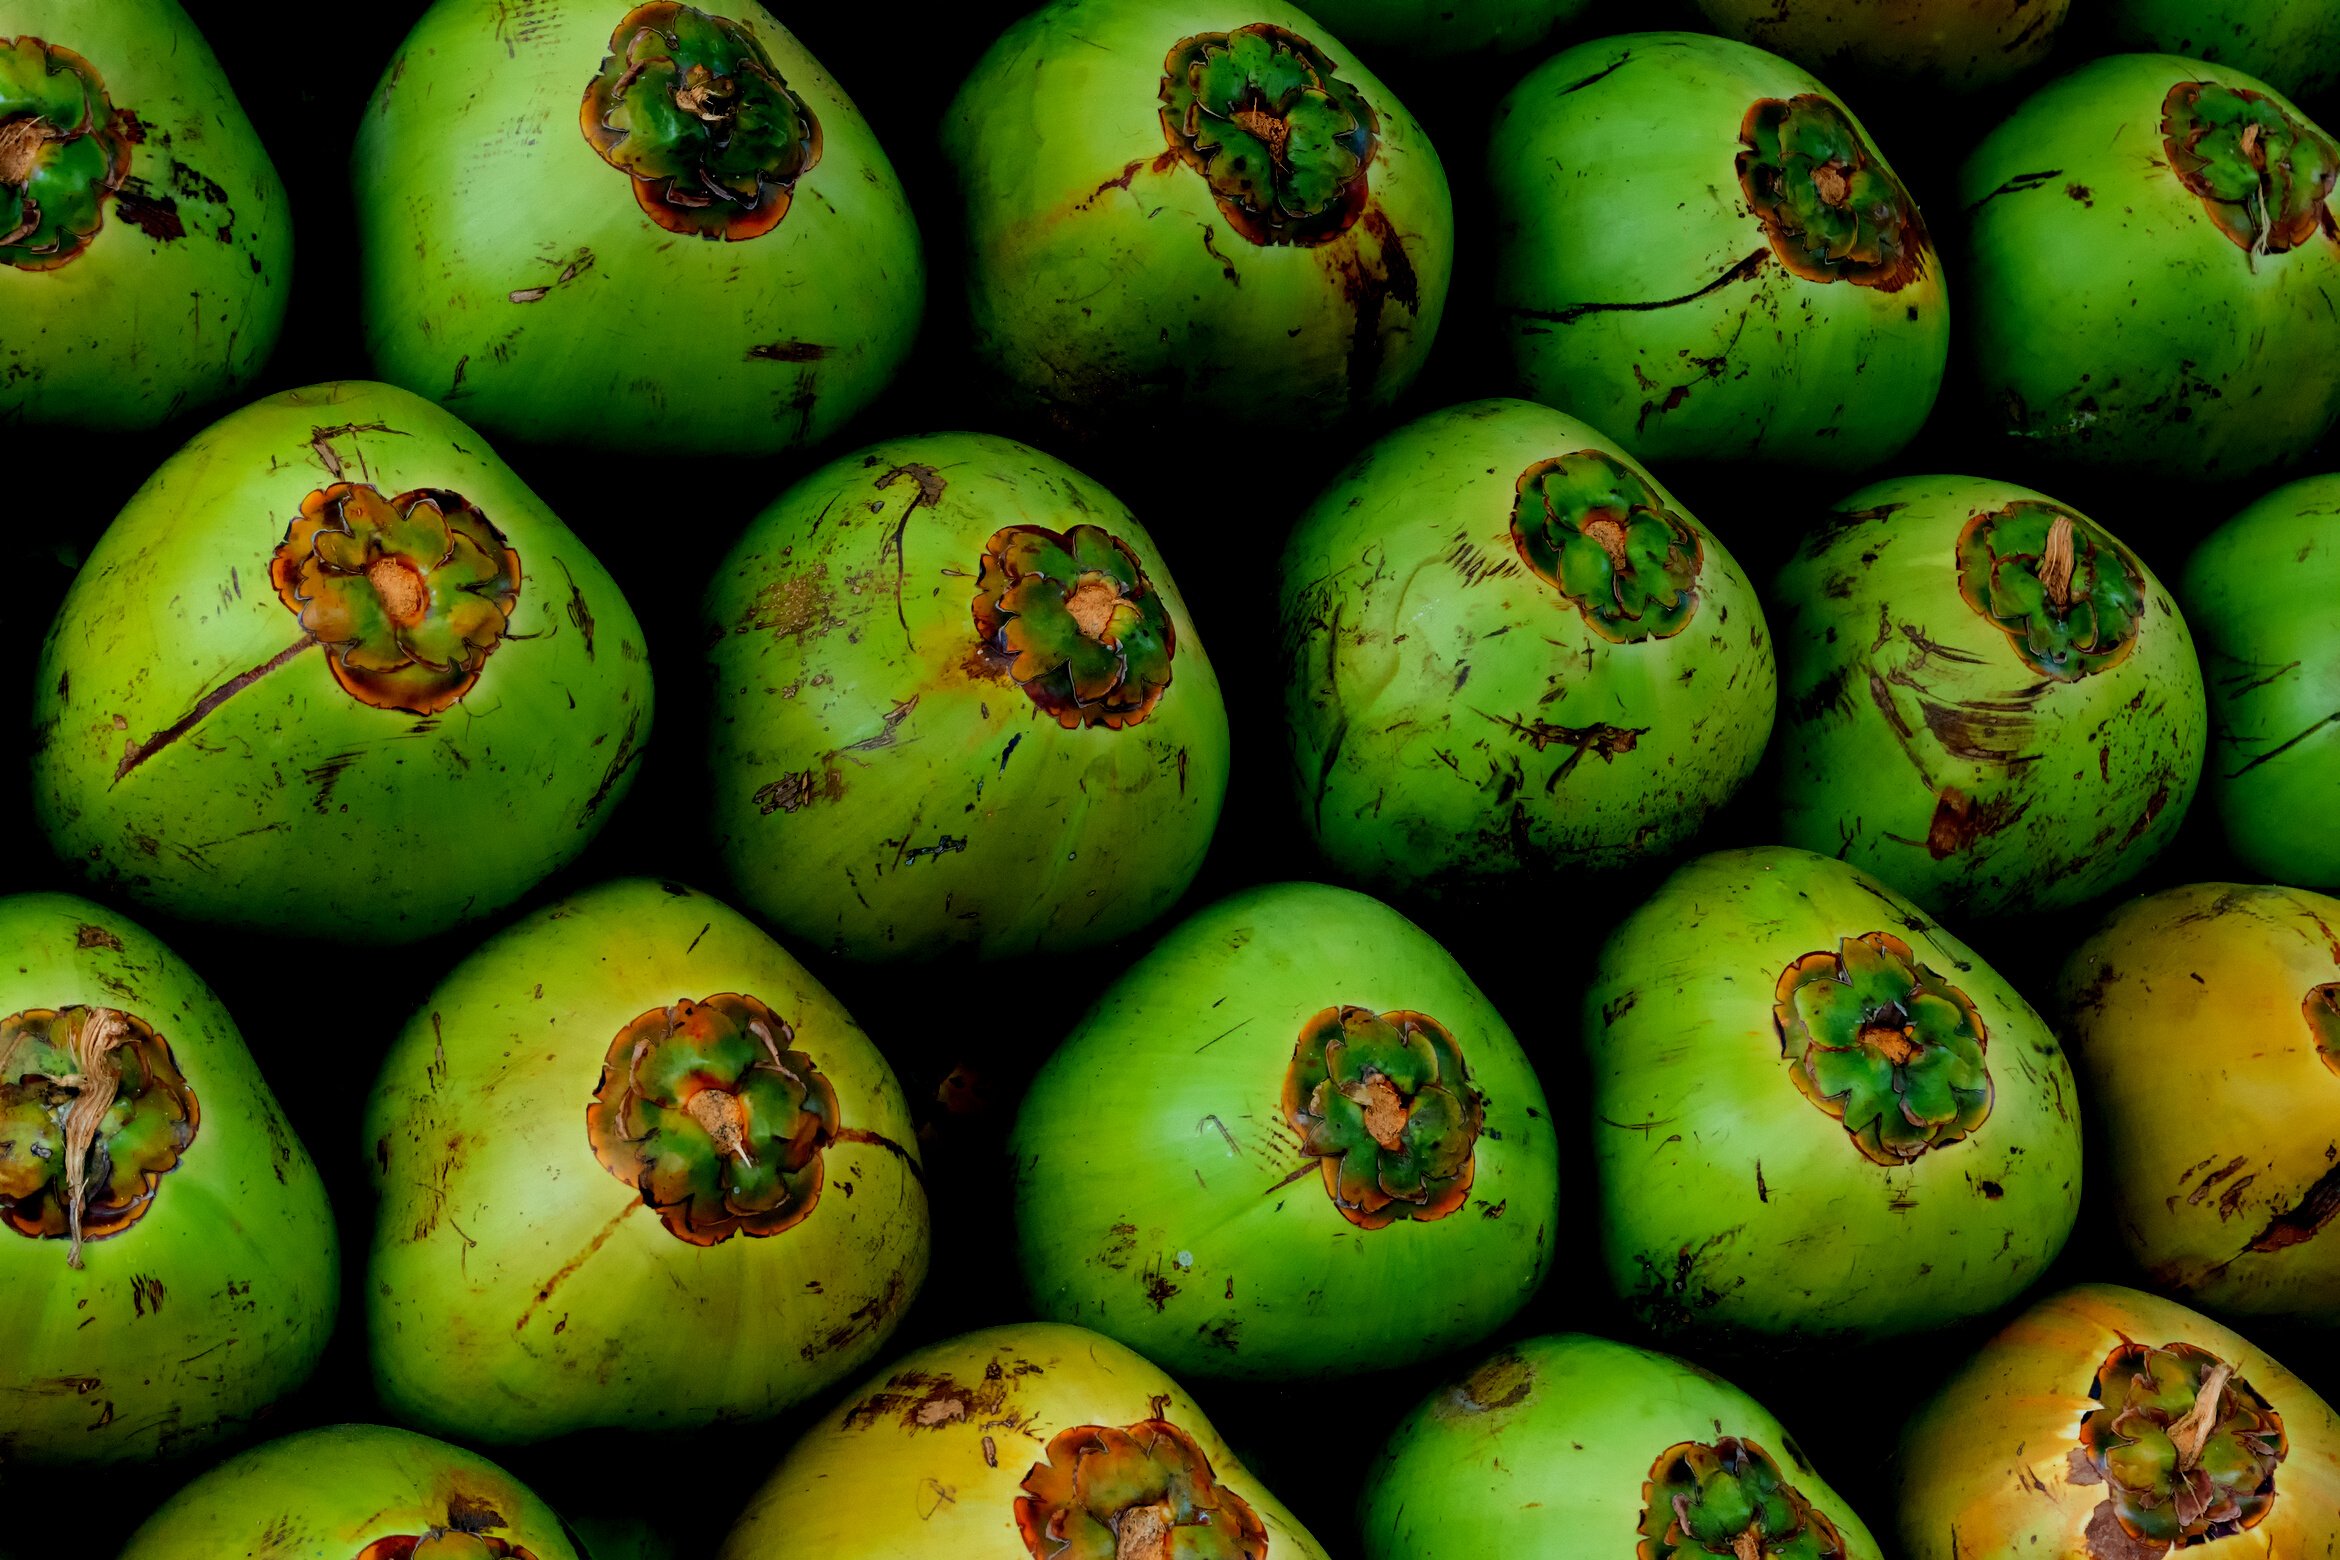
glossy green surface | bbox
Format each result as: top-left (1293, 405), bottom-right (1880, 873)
top-left (1361, 1334), bottom-right (1884, 1560)
top-left (117, 1423), bottom-right (582, 1559)
top-left (31, 381), bottom-right (650, 941)
top-left (0, 892), bottom-right (336, 1466)
top-left (942, 0), bottom-right (1452, 438)
top-left (1773, 474), bottom-right (2203, 919)
top-left (365, 879), bottom-right (928, 1443)
top-left (703, 432), bottom-right (1229, 961)
top-left (1280, 399), bottom-right (1774, 897)
top-left (1013, 881), bottom-right (1557, 1379)
top-left (0, 0), bottom-right (289, 429)
top-left (1585, 847), bottom-right (2082, 1346)
top-left (1490, 32), bottom-right (1947, 471)
top-left (2179, 474), bottom-right (2340, 887)
top-left (356, 0), bottom-right (922, 456)
top-left (1960, 54), bottom-right (2340, 484)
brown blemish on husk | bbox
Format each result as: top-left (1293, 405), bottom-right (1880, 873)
top-left (514, 1201), bottom-right (641, 1333)
top-left (1923, 786), bottom-right (2029, 860)
top-left (798, 1264), bottom-right (918, 1362)
top-left (2242, 1163), bottom-right (2340, 1254)
top-left (113, 637), bottom-right (321, 784)
top-left (1479, 710), bottom-right (1648, 790)
top-left (1446, 1350), bottom-right (1533, 1414)
top-left (843, 1356), bottom-right (1047, 1437)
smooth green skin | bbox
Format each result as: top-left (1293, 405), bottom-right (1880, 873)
top-left (704, 431), bottom-right (1229, 962)
top-left (1961, 54), bottom-right (2340, 485)
top-left (1281, 399), bottom-right (1774, 897)
top-left (1360, 1334), bottom-right (1884, 1560)
top-left (356, 0), bottom-right (922, 457)
top-left (1012, 881), bottom-right (1557, 1380)
top-left (30, 381), bottom-right (651, 942)
top-left (0, 0), bottom-right (290, 430)
top-left (1307, 0), bottom-right (1591, 59)
top-left (1774, 474), bottom-right (2205, 920)
top-left (2179, 474), bottom-right (2340, 887)
top-left (1585, 847), bottom-right (2082, 1346)
top-left (365, 878), bottom-right (929, 1443)
top-left (942, 0), bottom-right (1453, 438)
top-left (2059, 883), bottom-right (2340, 1325)
top-left (0, 892), bottom-right (337, 1467)
top-left (1897, 1284), bottom-right (2340, 1559)
top-left (1490, 32), bottom-right (1947, 472)
top-left (720, 1323), bottom-right (1330, 1559)
top-left (1692, 0), bottom-right (2071, 93)
top-left (2106, 0), bottom-right (2340, 103)
top-left (118, 1424), bottom-right (582, 1560)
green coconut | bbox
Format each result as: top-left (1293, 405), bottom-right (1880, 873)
top-left (118, 1423), bottom-right (583, 1560)
top-left (0, 0), bottom-right (290, 430)
top-left (0, 892), bottom-right (336, 1466)
top-left (1689, 0), bottom-right (2071, 94)
top-left (355, 0), bottom-right (921, 457)
top-left (1961, 54), bottom-right (2340, 485)
top-left (1280, 398), bottom-right (1774, 899)
top-left (30, 381), bottom-right (651, 942)
top-left (1304, 0), bottom-right (1591, 60)
top-left (721, 1323), bottom-right (1330, 1558)
top-left (703, 432), bottom-right (1229, 962)
top-left (2179, 474), bottom-right (2340, 888)
top-left (942, 0), bottom-right (1452, 439)
top-left (1012, 881), bottom-right (1557, 1380)
top-left (1360, 1333), bottom-right (1885, 1560)
top-left (1773, 474), bottom-right (2204, 920)
top-left (1585, 846), bottom-right (2082, 1348)
top-left (1489, 31), bottom-right (1947, 472)
top-left (2060, 883), bottom-right (2340, 1327)
top-left (365, 878), bottom-right (929, 1443)
top-left (1897, 1284), bottom-right (2340, 1558)
top-left (2103, 0), bottom-right (2340, 105)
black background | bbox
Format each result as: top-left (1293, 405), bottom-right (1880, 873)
top-left (3, 1), bottom-right (2335, 1555)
